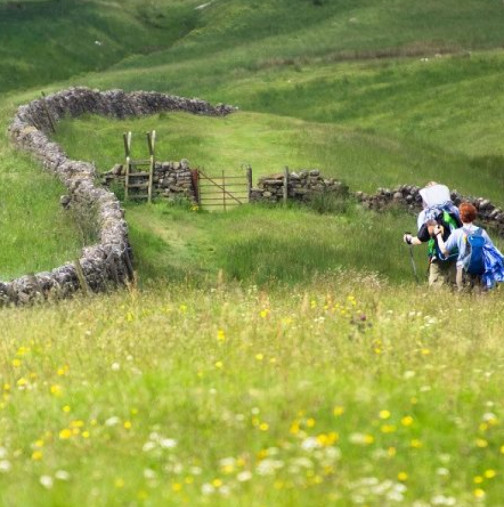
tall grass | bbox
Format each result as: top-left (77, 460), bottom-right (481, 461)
top-left (0, 114), bottom-right (83, 280)
top-left (0, 277), bottom-right (503, 505)
top-left (120, 201), bottom-right (435, 285)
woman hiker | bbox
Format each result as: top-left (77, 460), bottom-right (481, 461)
top-left (435, 202), bottom-right (504, 291)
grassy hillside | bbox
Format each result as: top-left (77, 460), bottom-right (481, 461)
top-left (2, 0), bottom-right (504, 278)
top-left (0, 97), bottom-right (85, 280)
top-left (0, 0), bottom-right (200, 94)
top-left (2, 3), bottom-right (504, 504)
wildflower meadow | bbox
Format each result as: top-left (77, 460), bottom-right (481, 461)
top-left (1, 275), bottom-right (504, 505)
top-left (2, 0), bottom-right (504, 505)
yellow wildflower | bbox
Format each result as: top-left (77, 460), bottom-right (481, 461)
top-left (31, 450), bottom-right (43, 461)
top-left (476, 438), bottom-right (488, 448)
top-left (379, 410), bottom-right (391, 420)
top-left (364, 434), bottom-right (374, 444)
top-left (217, 329), bottom-right (226, 342)
top-left (397, 472), bottom-right (408, 481)
top-left (290, 421), bottom-right (300, 435)
top-left (381, 424), bottom-right (397, 434)
top-left (16, 346), bottom-right (30, 356)
top-left (259, 309), bottom-right (270, 318)
top-left (474, 488), bottom-right (485, 498)
top-left (401, 416), bottom-right (414, 427)
top-left (59, 428), bottom-right (72, 440)
top-left (57, 365), bottom-right (69, 376)
top-left (333, 406), bottom-right (345, 416)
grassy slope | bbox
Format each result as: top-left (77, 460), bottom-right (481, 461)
top-left (0, 0), bottom-right (201, 94)
top-left (2, 0), bottom-right (504, 278)
top-left (2, 4), bottom-right (504, 503)
top-left (0, 96), bottom-right (87, 280)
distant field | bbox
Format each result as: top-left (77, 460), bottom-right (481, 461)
top-left (0, 0), bottom-right (200, 93)
top-left (54, 104), bottom-right (504, 203)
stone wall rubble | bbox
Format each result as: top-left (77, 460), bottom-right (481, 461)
top-left (250, 169), bottom-right (349, 203)
top-left (5, 87), bottom-right (234, 305)
top-left (356, 185), bottom-right (504, 236)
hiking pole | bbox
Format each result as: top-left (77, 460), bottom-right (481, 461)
top-left (405, 231), bottom-right (419, 284)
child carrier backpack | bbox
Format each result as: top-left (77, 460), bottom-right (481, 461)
top-left (464, 228), bottom-right (486, 275)
top-left (427, 209), bottom-right (461, 262)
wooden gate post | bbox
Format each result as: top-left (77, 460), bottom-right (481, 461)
top-left (246, 165), bottom-right (253, 201)
top-left (191, 169), bottom-right (200, 205)
top-left (222, 170), bottom-right (227, 212)
top-left (283, 166), bottom-right (289, 204)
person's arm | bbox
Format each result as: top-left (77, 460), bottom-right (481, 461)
top-left (403, 234), bottom-right (422, 245)
top-left (404, 223), bottom-right (431, 246)
top-left (435, 226), bottom-right (455, 256)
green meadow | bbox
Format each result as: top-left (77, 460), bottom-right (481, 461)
top-left (1, 0), bottom-right (504, 504)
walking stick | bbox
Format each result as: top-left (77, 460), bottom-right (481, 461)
top-left (405, 232), bottom-right (419, 284)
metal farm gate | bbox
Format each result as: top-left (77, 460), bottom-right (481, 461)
top-left (196, 167), bottom-right (252, 211)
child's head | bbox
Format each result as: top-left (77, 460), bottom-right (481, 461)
top-left (459, 202), bottom-right (477, 223)
top-left (426, 219), bottom-right (438, 236)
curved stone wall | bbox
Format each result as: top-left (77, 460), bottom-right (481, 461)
top-left (5, 87), bottom-right (235, 304)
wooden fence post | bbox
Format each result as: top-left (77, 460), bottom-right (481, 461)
top-left (222, 170), bottom-right (227, 212)
top-left (246, 165), bottom-right (252, 202)
top-left (283, 166), bottom-right (289, 204)
top-left (191, 169), bottom-right (200, 205)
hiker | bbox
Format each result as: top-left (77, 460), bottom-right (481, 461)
top-left (435, 202), bottom-right (504, 291)
top-left (403, 182), bottom-right (461, 287)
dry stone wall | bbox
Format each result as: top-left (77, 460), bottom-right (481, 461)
top-left (102, 159), bottom-right (197, 202)
top-left (356, 185), bottom-right (504, 236)
top-left (250, 169), bottom-right (349, 203)
top-left (5, 87), bottom-right (234, 305)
